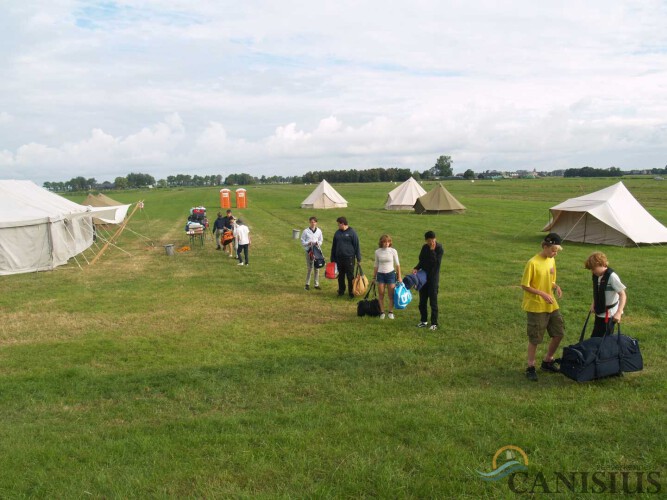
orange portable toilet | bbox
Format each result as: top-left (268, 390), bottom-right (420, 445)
top-left (235, 188), bottom-right (247, 208)
top-left (220, 189), bottom-right (231, 209)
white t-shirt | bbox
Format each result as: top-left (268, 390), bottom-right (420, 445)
top-left (374, 247), bottom-right (400, 274)
top-left (595, 271), bottom-right (626, 318)
top-left (233, 224), bottom-right (250, 245)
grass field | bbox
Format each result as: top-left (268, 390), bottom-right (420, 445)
top-left (1, 177), bottom-right (665, 498)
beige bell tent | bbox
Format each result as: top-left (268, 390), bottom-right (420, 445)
top-left (542, 181), bottom-right (667, 246)
top-left (83, 193), bottom-right (126, 224)
top-left (301, 179), bottom-right (348, 209)
top-left (385, 177), bottom-right (427, 210)
top-left (413, 183), bottom-right (466, 214)
top-left (0, 180), bottom-right (130, 275)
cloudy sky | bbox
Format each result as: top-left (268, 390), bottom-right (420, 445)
top-left (2, 0), bottom-right (667, 184)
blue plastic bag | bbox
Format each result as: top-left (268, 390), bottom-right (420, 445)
top-left (394, 282), bottom-right (412, 309)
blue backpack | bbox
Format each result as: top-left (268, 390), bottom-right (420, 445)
top-left (393, 282), bottom-right (413, 309)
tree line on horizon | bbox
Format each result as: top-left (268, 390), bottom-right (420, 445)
top-left (42, 156), bottom-right (666, 192)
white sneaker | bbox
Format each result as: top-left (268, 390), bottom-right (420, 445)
top-left (237, 262), bottom-right (244, 266)
top-left (388, 312), bottom-right (395, 320)
top-left (429, 324), bottom-right (438, 331)
top-left (379, 313), bottom-right (385, 320)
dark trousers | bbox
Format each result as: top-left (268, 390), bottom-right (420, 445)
top-left (337, 257), bottom-right (355, 295)
top-left (237, 244), bottom-right (249, 264)
top-left (591, 316), bottom-right (614, 337)
top-left (418, 281), bottom-right (439, 325)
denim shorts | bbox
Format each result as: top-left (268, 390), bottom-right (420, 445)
top-left (376, 271), bottom-right (397, 285)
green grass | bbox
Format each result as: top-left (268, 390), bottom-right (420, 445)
top-left (0, 178), bottom-right (665, 497)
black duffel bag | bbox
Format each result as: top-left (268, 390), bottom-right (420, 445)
top-left (357, 282), bottom-right (382, 317)
top-left (558, 312), bottom-right (643, 382)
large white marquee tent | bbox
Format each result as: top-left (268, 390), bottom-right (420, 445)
top-left (0, 180), bottom-right (130, 275)
top-left (542, 181), bottom-right (667, 246)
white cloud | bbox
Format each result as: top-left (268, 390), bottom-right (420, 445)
top-left (1, 0), bottom-right (667, 184)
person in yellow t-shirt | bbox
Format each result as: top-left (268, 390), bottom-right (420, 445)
top-left (521, 233), bottom-right (564, 381)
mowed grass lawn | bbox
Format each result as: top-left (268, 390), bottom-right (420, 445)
top-left (0, 178), bottom-right (665, 498)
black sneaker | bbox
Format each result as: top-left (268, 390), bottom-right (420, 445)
top-left (314, 285), bottom-right (321, 290)
top-left (540, 360), bottom-right (560, 373)
top-left (526, 366), bottom-right (538, 381)
top-left (304, 285), bottom-right (310, 291)
top-left (337, 290), bottom-right (345, 296)
top-left (416, 322), bottom-right (428, 328)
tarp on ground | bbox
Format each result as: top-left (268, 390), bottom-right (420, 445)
top-left (301, 180), bottom-right (348, 209)
top-left (542, 181), bottom-right (667, 246)
top-left (385, 177), bottom-right (427, 210)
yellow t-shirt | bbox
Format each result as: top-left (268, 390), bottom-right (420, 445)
top-left (521, 253), bottom-right (559, 313)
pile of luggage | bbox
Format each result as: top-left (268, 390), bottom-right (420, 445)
top-left (185, 206), bottom-right (208, 232)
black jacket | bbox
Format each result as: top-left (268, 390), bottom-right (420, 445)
top-left (414, 243), bottom-right (443, 282)
top-left (330, 227), bottom-right (361, 262)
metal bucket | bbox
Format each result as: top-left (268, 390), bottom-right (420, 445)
top-left (164, 244), bottom-right (175, 256)
top-left (292, 229), bottom-right (300, 239)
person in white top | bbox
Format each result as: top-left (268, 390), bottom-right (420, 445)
top-left (301, 216), bottom-right (324, 290)
top-left (372, 234), bottom-right (401, 320)
top-left (584, 252), bottom-right (627, 337)
top-left (233, 219), bottom-right (251, 266)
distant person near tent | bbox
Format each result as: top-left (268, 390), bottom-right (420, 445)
top-left (330, 216), bottom-right (361, 298)
top-left (372, 234), bottom-right (401, 320)
top-left (584, 252), bottom-right (627, 338)
top-left (412, 230), bottom-right (443, 331)
top-left (301, 216), bottom-right (324, 291)
top-left (521, 233), bottom-right (564, 382)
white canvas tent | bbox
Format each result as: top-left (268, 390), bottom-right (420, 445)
top-left (301, 180), bottom-right (348, 209)
top-left (542, 181), bottom-right (667, 246)
top-left (385, 177), bottom-right (427, 210)
top-left (0, 180), bottom-right (130, 275)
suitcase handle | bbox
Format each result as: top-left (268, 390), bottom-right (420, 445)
top-left (581, 311), bottom-right (625, 368)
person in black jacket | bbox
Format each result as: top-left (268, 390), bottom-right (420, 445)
top-left (212, 212), bottom-right (226, 250)
top-left (412, 230), bottom-right (444, 331)
top-left (330, 216), bottom-right (362, 298)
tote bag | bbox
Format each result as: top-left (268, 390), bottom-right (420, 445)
top-left (352, 263), bottom-right (369, 296)
top-left (393, 282), bottom-right (412, 310)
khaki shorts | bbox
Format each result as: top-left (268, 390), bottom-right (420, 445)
top-left (526, 310), bottom-right (564, 345)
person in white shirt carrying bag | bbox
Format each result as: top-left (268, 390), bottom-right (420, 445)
top-left (301, 216), bottom-right (324, 291)
top-left (372, 234), bottom-right (401, 320)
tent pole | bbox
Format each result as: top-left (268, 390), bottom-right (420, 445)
top-left (90, 201), bottom-right (141, 266)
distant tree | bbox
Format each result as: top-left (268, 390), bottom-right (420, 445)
top-left (463, 169), bottom-right (475, 179)
top-left (412, 171), bottom-right (421, 181)
top-left (156, 179), bottom-right (168, 188)
top-left (114, 176), bottom-right (129, 189)
top-left (224, 173), bottom-right (257, 185)
top-left (431, 155), bottom-right (453, 177)
top-left (126, 172), bottom-right (155, 188)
